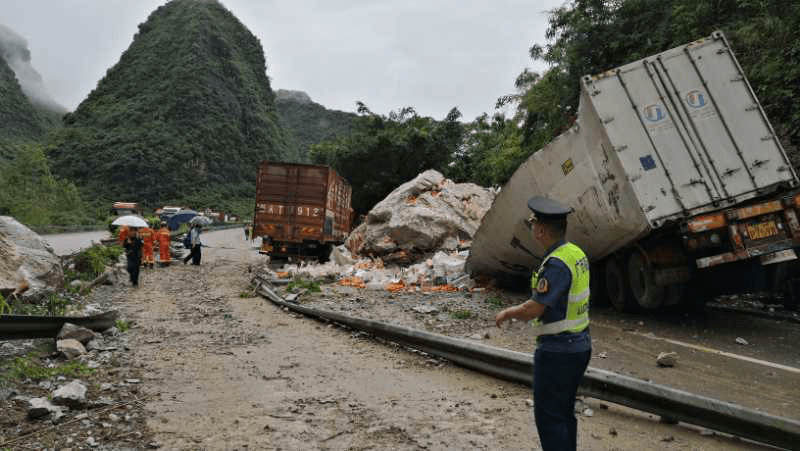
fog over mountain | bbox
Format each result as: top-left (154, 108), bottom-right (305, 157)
top-left (0, 23), bottom-right (66, 113)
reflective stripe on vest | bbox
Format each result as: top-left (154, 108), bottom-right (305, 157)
top-left (530, 242), bottom-right (590, 336)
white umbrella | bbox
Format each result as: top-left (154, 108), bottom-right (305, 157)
top-left (111, 215), bottom-right (149, 228)
top-left (190, 215), bottom-right (213, 225)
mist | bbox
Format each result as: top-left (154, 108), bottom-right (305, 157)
top-left (0, 23), bottom-right (67, 113)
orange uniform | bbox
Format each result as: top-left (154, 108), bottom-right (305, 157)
top-left (140, 227), bottom-right (155, 265)
top-left (117, 226), bottom-right (129, 244)
top-left (156, 227), bottom-right (171, 264)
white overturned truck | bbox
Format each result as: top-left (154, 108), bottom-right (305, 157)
top-left (467, 31), bottom-right (800, 311)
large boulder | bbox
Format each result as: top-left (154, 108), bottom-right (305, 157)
top-left (345, 170), bottom-right (496, 263)
top-left (0, 216), bottom-right (63, 300)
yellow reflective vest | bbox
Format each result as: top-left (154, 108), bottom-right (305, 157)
top-left (530, 242), bottom-right (590, 336)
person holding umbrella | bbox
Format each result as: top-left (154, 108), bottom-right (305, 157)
top-left (183, 224), bottom-right (202, 265)
top-left (123, 227), bottom-right (144, 287)
top-left (111, 215), bottom-right (150, 286)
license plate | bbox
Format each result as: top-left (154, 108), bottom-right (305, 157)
top-left (746, 221), bottom-right (779, 240)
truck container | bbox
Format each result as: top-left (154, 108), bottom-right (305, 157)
top-left (252, 161), bottom-right (352, 260)
top-left (466, 31), bottom-right (800, 310)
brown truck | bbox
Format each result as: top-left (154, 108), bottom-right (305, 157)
top-left (252, 161), bottom-right (353, 261)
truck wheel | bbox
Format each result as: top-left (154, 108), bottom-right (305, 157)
top-left (590, 262), bottom-right (607, 306)
top-left (627, 249), bottom-right (664, 309)
top-left (771, 261), bottom-right (800, 311)
top-left (318, 244), bottom-right (333, 264)
top-left (606, 257), bottom-right (634, 312)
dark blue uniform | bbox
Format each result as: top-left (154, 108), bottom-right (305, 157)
top-left (123, 236), bottom-right (143, 287)
top-left (527, 196), bottom-right (592, 451)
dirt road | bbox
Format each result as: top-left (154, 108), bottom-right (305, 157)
top-left (91, 228), bottom-right (790, 450)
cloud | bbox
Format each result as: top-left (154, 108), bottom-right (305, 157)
top-left (0, 23), bottom-right (66, 112)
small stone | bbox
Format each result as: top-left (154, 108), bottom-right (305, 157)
top-left (656, 352), bottom-right (678, 367)
top-left (582, 407), bottom-right (594, 417)
top-left (125, 378), bottom-right (141, 384)
top-left (108, 413), bottom-right (120, 422)
top-left (609, 427), bottom-right (618, 436)
top-left (735, 337), bottom-right (749, 345)
top-left (52, 380), bottom-right (88, 408)
top-left (27, 397), bottom-right (62, 419)
top-left (102, 326), bottom-right (119, 336)
top-left (597, 352), bottom-right (607, 359)
top-left (661, 435), bottom-right (675, 442)
top-left (58, 323), bottom-right (96, 344)
top-left (525, 399), bottom-right (534, 407)
top-left (57, 339), bottom-right (86, 359)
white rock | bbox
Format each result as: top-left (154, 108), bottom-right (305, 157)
top-left (344, 170), bottom-right (496, 263)
top-left (52, 380), bottom-right (88, 408)
top-left (58, 323), bottom-right (97, 344)
top-left (27, 397), bottom-right (62, 419)
top-left (412, 305), bottom-right (438, 314)
top-left (0, 216), bottom-right (63, 300)
top-left (57, 339), bottom-right (86, 359)
top-left (735, 337), bottom-right (749, 345)
top-left (656, 352), bottom-right (678, 367)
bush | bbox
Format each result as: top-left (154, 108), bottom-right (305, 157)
top-left (74, 244), bottom-right (124, 278)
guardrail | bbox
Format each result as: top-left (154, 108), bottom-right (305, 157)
top-left (255, 276), bottom-right (800, 450)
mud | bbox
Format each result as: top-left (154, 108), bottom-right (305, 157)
top-left (3, 227), bottom-right (796, 450)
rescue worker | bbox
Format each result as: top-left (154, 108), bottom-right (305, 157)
top-left (140, 225), bottom-right (156, 268)
top-left (122, 227), bottom-right (144, 287)
top-left (495, 196), bottom-right (591, 451)
top-left (156, 222), bottom-right (171, 266)
top-left (117, 225), bottom-right (129, 244)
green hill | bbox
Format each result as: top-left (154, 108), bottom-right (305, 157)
top-left (0, 55), bottom-right (49, 158)
top-left (275, 89), bottom-right (356, 162)
top-left (47, 0), bottom-right (292, 211)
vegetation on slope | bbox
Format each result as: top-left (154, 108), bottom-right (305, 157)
top-left (455, 0), bottom-right (800, 186)
top-left (275, 89), bottom-right (357, 162)
top-left (47, 0), bottom-right (291, 214)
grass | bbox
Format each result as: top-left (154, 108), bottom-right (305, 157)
top-left (450, 309), bottom-right (474, 320)
top-left (0, 292), bottom-right (70, 316)
top-left (115, 319), bottom-right (130, 332)
top-left (0, 348), bottom-right (93, 387)
top-left (286, 279), bottom-right (321, 293)
top-left (73, 243), bottom-right (124, 279)
top-left (484, 295), bottom-right (506, 308)
top-left (0, 293), bottom-right (11, 315)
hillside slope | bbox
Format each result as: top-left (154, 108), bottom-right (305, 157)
top-left (47, 0), bottom-right (291, 209)
top-left (275, 89), bottom-right (356, 162)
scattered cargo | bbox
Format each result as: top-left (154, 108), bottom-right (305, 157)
top-left (467, 31), bottom-right (800, 310)
top-left (252, 161), bottom-right (352, 261)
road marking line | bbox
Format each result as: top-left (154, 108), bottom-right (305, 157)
top-left (602, 324), bottom-right (800, 375)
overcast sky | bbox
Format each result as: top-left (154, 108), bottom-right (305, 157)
top-left (2, 0), bottom-right (564, 121)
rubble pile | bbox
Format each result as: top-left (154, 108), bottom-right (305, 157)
top-left (0, 216), bottom-right (63, 302)
top-left (345, 170), bottom-right (496, 264)
top-left (259, 246), bottom-right (480, 293)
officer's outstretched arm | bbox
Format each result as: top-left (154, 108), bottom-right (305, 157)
top-left (495, 300), bottom-right (546, 328)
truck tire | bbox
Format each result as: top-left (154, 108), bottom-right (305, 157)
top-left (627, 249), bottom-right (665, 309)
top-left (590, 262), bottom-right (607, 306)
top-left (771, 261), bottom-right (800, 311)
top-left (606, 257), bottom-right (634, 312)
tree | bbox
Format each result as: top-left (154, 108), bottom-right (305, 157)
top-left (310, 104), bottom-right (463, 213)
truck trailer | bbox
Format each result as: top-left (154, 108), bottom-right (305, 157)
top-left (466, 31), bottom-right (800, 311)
top-left (252, 161), bottom-right (353, 261)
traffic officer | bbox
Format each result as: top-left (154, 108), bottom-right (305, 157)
top-left (495, 196), bottom-right (591, 451)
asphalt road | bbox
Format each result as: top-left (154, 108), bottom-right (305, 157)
top-left (40, 230), bottom-right (111, 255)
